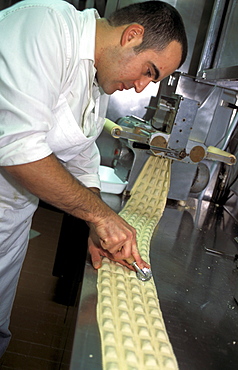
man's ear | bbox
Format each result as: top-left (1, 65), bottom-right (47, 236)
top-left (120, 24), bottom-right (144, 47)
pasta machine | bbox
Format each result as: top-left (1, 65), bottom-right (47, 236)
top-left (104, 92), bottom-right (236, 195)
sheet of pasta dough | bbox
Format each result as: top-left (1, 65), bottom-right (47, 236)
top-left (97, 156), bottom-right (178, 370)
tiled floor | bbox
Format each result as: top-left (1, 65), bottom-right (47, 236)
top-left (0, 206), bottom-right (79, 370)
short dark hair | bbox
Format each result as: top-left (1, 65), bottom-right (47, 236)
top-left (107, 1), bottom-right (187, 67)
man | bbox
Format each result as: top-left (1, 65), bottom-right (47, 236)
top-left (0, 0), bottom-right (187, 356)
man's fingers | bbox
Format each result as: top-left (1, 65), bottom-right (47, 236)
top-left (88, 238), bottom-right (102, 269)
top-left (90, 252), bottom-right (102, 269)
top-left (88, 214), bottom-right (150, 272)
top-left (99, 225), bottom-right (136, 256)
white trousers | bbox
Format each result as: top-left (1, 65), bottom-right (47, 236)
top-left (0, 169), bottom-right (38, 357)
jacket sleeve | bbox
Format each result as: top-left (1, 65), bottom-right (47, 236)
top-left (64, 141), bottom-right (101, 189)
top-left (0, 5), bottom-right (71, 165)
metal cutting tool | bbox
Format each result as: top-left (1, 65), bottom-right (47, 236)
top-left (125, 256), bottom-right (152, 282)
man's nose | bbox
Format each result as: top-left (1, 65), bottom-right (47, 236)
top-left (133, 77), bottom-right (151, 93)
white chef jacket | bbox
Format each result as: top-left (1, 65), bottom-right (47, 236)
top-left (0, 0), bottom-right (108, 189)
top-left (0, 0), bottom-right (108, 331)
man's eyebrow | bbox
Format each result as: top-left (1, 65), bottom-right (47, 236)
top-left (152, 63), bottom-right (160, 81)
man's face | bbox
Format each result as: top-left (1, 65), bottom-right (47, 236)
top-left (96, 40), bottom-right (182, 95)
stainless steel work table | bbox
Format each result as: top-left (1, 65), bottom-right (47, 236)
top-left (70, 194), bottom-right (238, 370)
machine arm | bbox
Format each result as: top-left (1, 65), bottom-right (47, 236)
top-left (103, 118), bottom-right (236, 166)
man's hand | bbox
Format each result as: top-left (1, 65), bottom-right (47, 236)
top-left (88, 227), bottom-right (150, 270)
top-left (89, 212), bottom-right (137, 258)
top-left (87, 187), bottom-right (138, 259)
